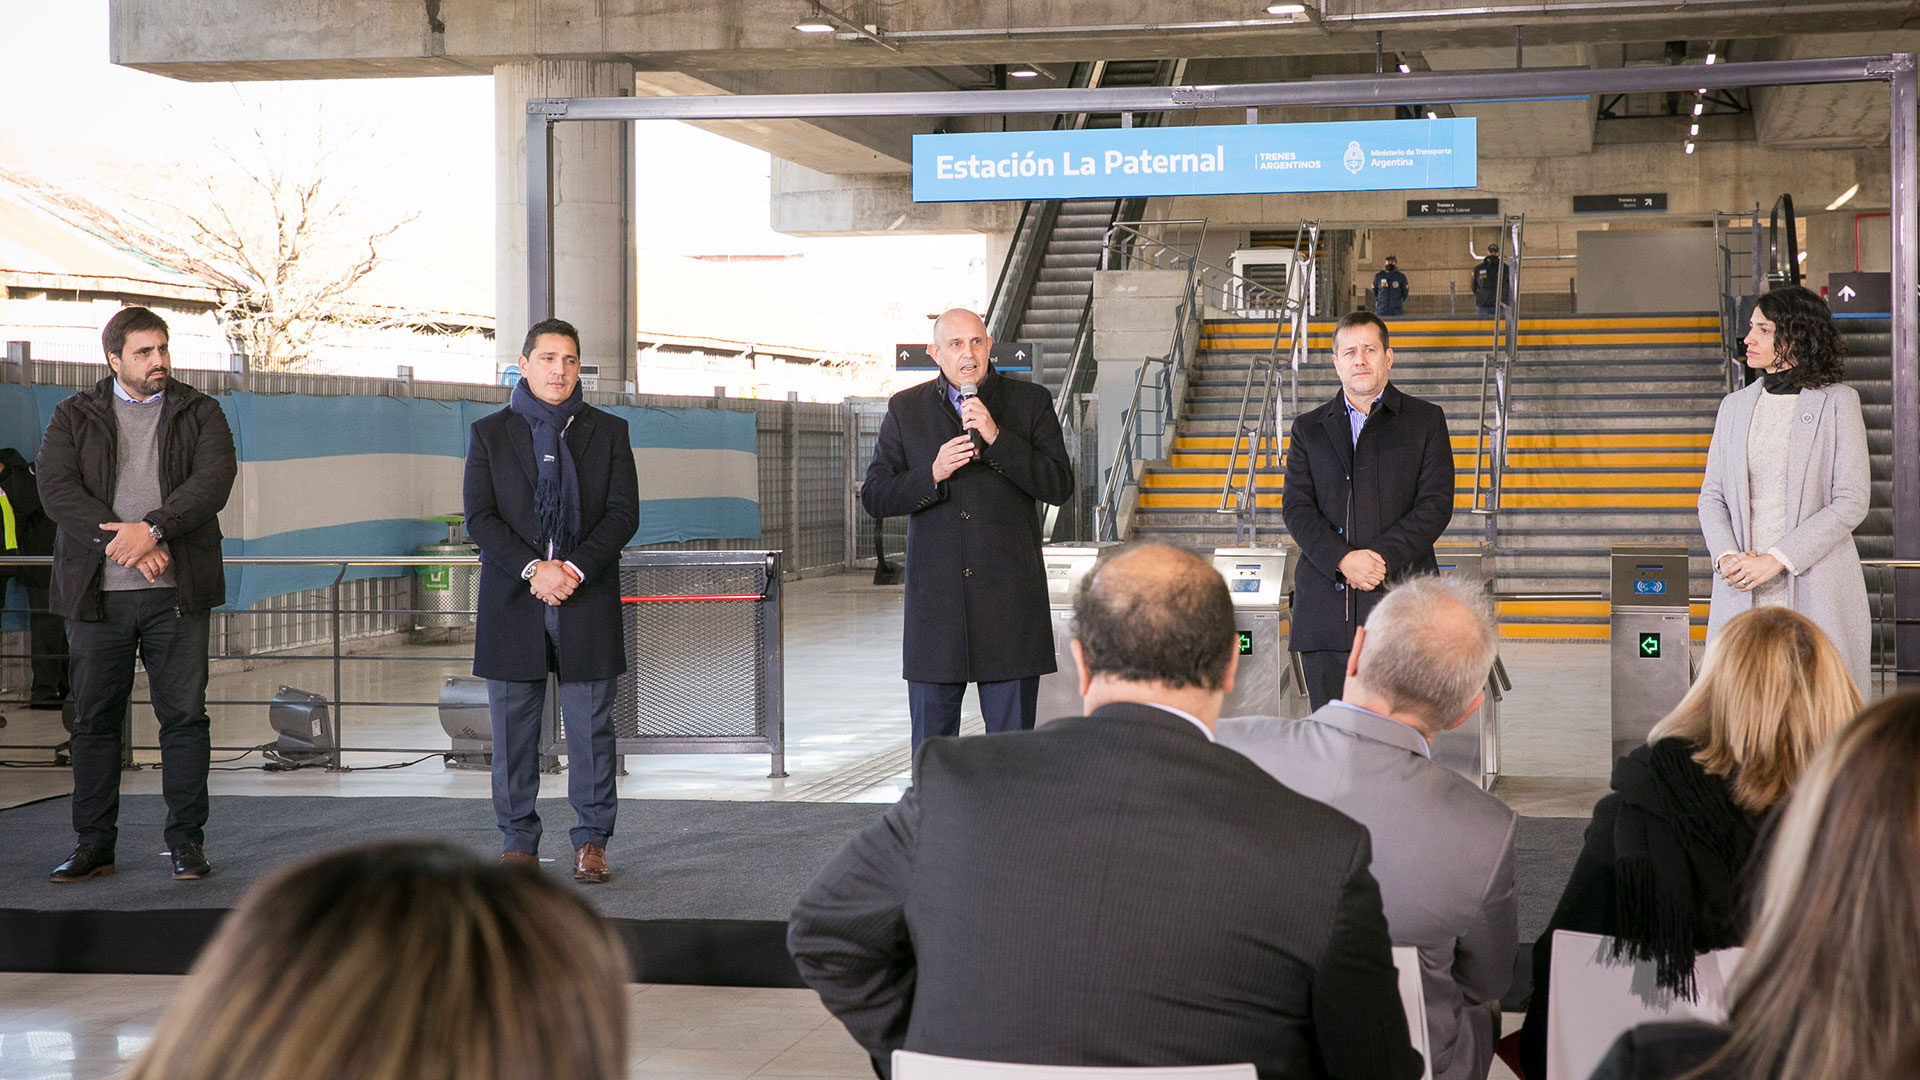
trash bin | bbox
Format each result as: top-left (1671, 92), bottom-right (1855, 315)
top-left (1609, 543), bottom-right (1693, 762)
top-left (413, 516), bottom-right (477, 641)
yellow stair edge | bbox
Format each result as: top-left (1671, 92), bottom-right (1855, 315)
top-left (1171, 434), bottom-right (1712, 451)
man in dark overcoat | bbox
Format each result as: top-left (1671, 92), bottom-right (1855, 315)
top-left (1282, 311), bottom-right (1456, 710)
top-left (862, 308), bottom-right (1073, 750)
top-left (464, 317), bottom-right (639, 882)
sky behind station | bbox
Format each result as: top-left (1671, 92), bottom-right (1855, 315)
top-left (0, 2), bottom-right (987, 372)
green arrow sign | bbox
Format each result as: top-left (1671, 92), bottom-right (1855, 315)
top-left (1638, 632), bottom-right (1661, 659)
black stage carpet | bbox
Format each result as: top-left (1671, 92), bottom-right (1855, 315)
top-left (0, 795), bottom-right (1589, 987)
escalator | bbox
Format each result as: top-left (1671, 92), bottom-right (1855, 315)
top-left (986, 59), bottom-right (1186, 398)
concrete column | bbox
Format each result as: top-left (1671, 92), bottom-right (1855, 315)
top-left (495, 60), bottom-right (636, 384)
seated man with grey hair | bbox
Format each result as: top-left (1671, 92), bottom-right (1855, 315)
top-left (1217, 575), bottom-right (1516, 1080)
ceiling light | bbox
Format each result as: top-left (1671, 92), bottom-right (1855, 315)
top-left (1693, 102), bottom-right (1704, 116)
top-left (1826, 183), bottom-right (1861, 211)
top-left (1425, 111), bottom-right (1437, 119)
top-left (1689, 123), bottom-right (1699, 136)
top-left (1705, 53), bottom-right (1717, 65)
top-left (1798, 251), bottom-right (1808, 262)
top-left (1684, 141), bottom-right (1695, 154)
top-left (1698, 88), bottom-right (1707, 94)
top-left (794, 19), bottom-right (835, 32)
top-left (1009, 67), bottom-right (1039, 78)
top-left (1266, 3), bottom-right (1308, 13)
top-left (1398, 63), bottom-right (1411, 73)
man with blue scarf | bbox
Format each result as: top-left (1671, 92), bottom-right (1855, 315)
top-left (464, 319), bottom-right (639, 882)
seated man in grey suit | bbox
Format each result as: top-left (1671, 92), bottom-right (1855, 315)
top-left (1218, 575), bottom-right (1516, 1080)
top-left (788, 543), bottom-right (1421, 1080)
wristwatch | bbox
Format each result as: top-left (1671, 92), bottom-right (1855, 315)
top-left (147, 522), bottom-right (165, 542)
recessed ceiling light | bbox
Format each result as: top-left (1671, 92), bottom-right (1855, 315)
top-left (1009, 67), bottom-right (1039, 78)
top-left (794, 19), bottom-right (835, 32)
top-left (1705, 53), bottom-right (1717, 65)
top-left (1689, 124), bottom-right (1699, 136)
top-left (1693, 102), bottom-right (1704, 116)
top-left (1398, 63), bottom-right (1411, 73)
top-left (1826, 183), bottom-right (1861, 211)
top-left (1266, 3), bottom-right (1308, 14)
top-left (1425, 111), bottom-right (1437, 119)
top-left (1684, 141), bottom-right (1696, 154)
top-left (1798, 251), bottom-right (1808, 262)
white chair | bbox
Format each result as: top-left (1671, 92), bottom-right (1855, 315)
top-left (892, 1051), bottom-right (1255, 1080)
top-left (1543, 929), bottom-right (1743, 1080)
top-left (1392, 945), bottom-right (1434, 1080)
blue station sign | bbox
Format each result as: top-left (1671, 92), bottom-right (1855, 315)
top-left (911, 118), bottom-right (1477, 202)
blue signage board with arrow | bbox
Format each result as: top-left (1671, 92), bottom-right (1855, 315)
top-left (912, 118), bottom-right (1476, 202)
top-left (894, 342), bottom-right (1040, 372)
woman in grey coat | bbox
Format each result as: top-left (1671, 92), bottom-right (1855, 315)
top-left (1699, 286), bottom-right (1871, 693)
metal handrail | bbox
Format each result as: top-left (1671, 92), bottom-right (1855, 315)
top-left (1469, 214), bottom-right (1524, 545)
top-left (0, 552), bottom-right (788, 768)
top-left (1101, 218), bottom-right (1210, 271)
top-left (1095, 251), bottom-right (1207, 541)
top-left (1216, 222), bottom-right (1317, 545)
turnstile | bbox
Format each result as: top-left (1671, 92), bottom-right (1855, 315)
top-left (1609, 543), bottom-right (1694, 761)
top-left (1213, 546), bottom-right (1311, 719)
top-left (1036, 544), bottom-right (1118, 723)
top-left (1432, 543), bottom-right (1508, 789)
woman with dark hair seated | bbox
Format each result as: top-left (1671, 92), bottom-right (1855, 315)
top-left (1590, 691), bottom-right (1920, 1079)
top-left (118, 839), bottom-right (630, 1080)
top-left (1516, 606), bottom-right (1859, 1079)
top-left (1699, 284), bottom-right (1872, 695)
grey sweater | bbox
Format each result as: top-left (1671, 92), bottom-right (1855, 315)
top-left (105, 394), bottom-right (176, 591)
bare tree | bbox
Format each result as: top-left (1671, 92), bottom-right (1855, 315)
top-left (122, 101), bottom-right (420, 372)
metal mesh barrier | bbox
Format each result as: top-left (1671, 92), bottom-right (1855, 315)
top-left (554, 550), bottom-right (786, 775)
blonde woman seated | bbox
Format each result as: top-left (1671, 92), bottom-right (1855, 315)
top-left (1589, 690), bottom-right (1920, 1079)
top-left (1516, 606), bottom-right (1858, 1080)
top-left (119, 839), bottom-right (630, 1080)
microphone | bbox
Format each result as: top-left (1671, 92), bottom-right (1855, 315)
top-left (958, 381), bottom-right (985, 453)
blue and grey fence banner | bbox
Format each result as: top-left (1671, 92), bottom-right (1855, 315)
top-left (911, 118), bottom-right (1477, 203)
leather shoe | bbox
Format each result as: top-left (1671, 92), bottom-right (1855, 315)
top-left (573, 842), bottom-right (610, 883)
top-left (170, 843), bottom-right (211, 880)
top-left (500, 850), bottom-right (539, 868)
top-left (49, 845), bottom-right (115, 883)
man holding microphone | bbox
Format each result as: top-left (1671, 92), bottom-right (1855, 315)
top-left (863, 309), bottom-right (1074, 752)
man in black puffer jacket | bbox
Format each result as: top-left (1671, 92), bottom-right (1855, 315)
top-left (35, 306), bottom-right (236, 884)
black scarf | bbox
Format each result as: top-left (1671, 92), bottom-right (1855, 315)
top-left (1760, 368), bottom-right (1800, 395)
top-left (508, 377), bottom-right (585, 559)
top-left (1608, 738), bottom-right (1763, 999)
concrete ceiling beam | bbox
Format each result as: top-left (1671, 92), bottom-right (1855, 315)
top-left (109, 1), bottom-right (1920, 80)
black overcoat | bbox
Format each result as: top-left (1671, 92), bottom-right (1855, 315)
top-left (1281, 382), bottom-right (1455, 652)
top-left (862, 369), bottom-right (1072, 684)
top-left (464, 404), bottom-right (639, 683)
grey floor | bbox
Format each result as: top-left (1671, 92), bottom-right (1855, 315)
top-left (0, 572), bottom-right (1703, 1079)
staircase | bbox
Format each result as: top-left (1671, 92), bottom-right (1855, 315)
top-left (1128, 314), bottom-right (1726, 639)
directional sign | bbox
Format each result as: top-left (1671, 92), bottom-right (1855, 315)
top-left (1828, 272), bottom-right (1891, 316)
top-left (893, 341), bottom-right (1040, 372)
top-left (1638, 632), bottom-right (1662, 659)
top-left (1406, 198), bottom-right (1500, 218)
top-left (1237, 630), bottom-right (1254, 656)
top-left (1573, 193), bottom-right (1668, 213)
